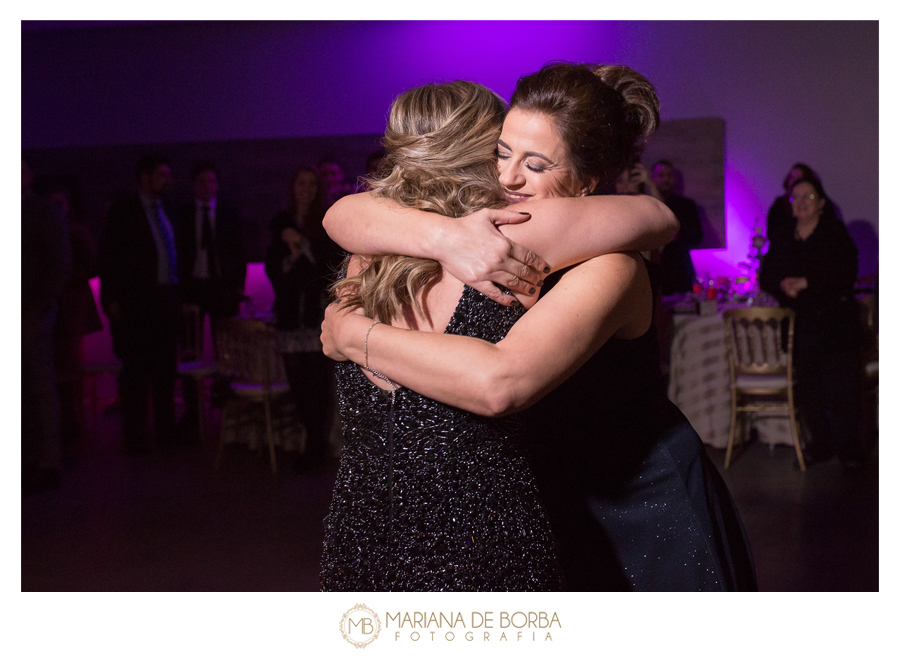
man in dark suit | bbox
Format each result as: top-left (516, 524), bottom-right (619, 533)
top-left (652, 160), bottom-right (704, 295)
top-left (99, 154), bottom-right (179, 453)
top-left (176, 162), bottom-right (247, 324)
top-left (22, 157), bottom-right (72, 492)
top-left (175, 162), bottom-right (247, 438)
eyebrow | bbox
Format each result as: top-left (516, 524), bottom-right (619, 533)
top-left (497, 139), bottom-right (554, 163)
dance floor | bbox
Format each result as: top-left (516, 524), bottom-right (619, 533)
top-left (21, 406), bottom-right (878, 592)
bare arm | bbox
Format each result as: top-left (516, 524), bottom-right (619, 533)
top-left (324, 192), bottom-right (547, 305)
top-left (499, 194), bottom-right (676, 271)
top-left (322, 253), bottom-right (650, 416)
top-left (324, 192), bottom-right (676, 305)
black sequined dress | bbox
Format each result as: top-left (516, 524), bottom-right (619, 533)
top-left (320, 285), bottom-right (564, 591)
top-left (523, 263), bottom-right (758, 591)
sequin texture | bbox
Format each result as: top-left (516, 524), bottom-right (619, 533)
top-left (320, 286), bottom-right (564, 591)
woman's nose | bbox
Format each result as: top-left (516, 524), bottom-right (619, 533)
top-left (498, 161), bottom-right (523, 189)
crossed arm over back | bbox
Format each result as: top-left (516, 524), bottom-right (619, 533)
top-left (320, 191), bottom-right (669, 415)
top-left (323, 191), bottom-right (677, 306)
top-left (324, 251), bottom-right (651, 416)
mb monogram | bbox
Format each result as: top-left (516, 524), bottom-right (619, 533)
top-left (340, 606), bottom-right (560, 646)
top-left (340, 604), bottom-right (382, 648)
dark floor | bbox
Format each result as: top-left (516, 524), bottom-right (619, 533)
top-left (21, 405), bottom-right (879, 592)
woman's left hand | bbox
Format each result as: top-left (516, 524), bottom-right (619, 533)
top-left (321, 301), bottom-right (369, 362)
top-left (436, 208), bottom-right (547, 306)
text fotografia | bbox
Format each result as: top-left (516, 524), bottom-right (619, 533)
top-left (386, 611), bottom-right (561, 642)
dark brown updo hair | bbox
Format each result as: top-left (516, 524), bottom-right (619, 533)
top-left (510, 62), bottom-right (660, 193)
top-left (782, 162), bottom-right (819, 192)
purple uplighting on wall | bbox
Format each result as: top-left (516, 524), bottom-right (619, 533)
top-left (23, 20), bottom-right (878, 283)
top-left (690, 165), bottom-right (766, 282)
top-left (383, 21), bottom-right (626, 99)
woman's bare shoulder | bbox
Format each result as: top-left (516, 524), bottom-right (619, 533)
top-left (563, 250), bottom-right (644, 282)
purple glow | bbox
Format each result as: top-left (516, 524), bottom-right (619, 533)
top-left (242, 263), bottom-right (275, 317)
top-left (691, 164), bottom-right (768, 282)
top-left (387, 21), bottom-right (625, 101)
top-left (84, 277), bottom-right (115, 365)
top-left (84, 266), bottom-right (274, 367)
top-left (24, 22), bottom-right (877, 282)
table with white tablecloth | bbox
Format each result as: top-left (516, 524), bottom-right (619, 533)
top-left (666, 306), bottom-right (794, 449)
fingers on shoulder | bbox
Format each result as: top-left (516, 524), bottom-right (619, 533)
top-left (486, 208), bottom-right (530, 225)
top-left (474, 281), bottom-right (518, 307)
top-left (510, 244), bottom-right (549, 278)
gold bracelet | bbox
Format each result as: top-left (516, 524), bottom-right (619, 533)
top-left (362, 319), bottom-right (397, 395)
top-left (364, 319), bottom-right (381, 372)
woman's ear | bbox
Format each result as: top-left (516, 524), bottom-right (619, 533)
top-left (578, 177), bottom-right (600, 197)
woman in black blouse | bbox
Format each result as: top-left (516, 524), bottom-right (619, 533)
top-left (265, 166), bottom-right (342, 470)
top-left (759, 177), bottom-right (863, 469)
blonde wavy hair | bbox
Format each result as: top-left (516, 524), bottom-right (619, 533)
top-left (332, 81), bottom-right (508, 324)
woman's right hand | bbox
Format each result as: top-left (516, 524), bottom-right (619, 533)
top-left (435, 208), bottom-right (549, 306)
top-left (281, 226), bottom-right (304, 258)
top-left (321, 301), bottom-right (369, 362)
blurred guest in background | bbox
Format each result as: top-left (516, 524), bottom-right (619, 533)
top-left (176, 162), bottom-right (247, 440)
top-left (265, 166), bottom-right (343, 471)
top-left (652, 160), bottom-right (703, 294)
top-left (766, 163), bottom-right (821, 237)
top-left (22, 157), bottom-right (72, 493)
top-left (365, 149), bottom-right (386, 177)
top-left (99, 154), bottom-right (180, 454)
top-left (318, 158), bottom-right (353, 208)
top-left (49, 185), bottom-right (103, 446)
top-left (354, 149), bottom-right (387, 193)
top-left (615, 160), bottom-right (665, 264)
top-left (615, 160), bottom-right (663, 201)
top-left (759, 177), bottom-right (863, 469)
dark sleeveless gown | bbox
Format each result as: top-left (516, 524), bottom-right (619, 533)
top-left (320, 285), bottom-right (563, 591)
top-left (522, 261), bottom-right (758, 591)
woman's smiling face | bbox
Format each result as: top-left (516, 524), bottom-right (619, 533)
top-left (790, 180), bottom-right (825, 223)
top-left (496, 108), bottom-right (584, 203)
top-left (293, 169), bottom-right (319, 208)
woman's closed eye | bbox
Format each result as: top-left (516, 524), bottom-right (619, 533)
top-left (496, 150), bottom-right (549, 174)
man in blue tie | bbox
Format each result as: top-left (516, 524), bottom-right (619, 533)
top-left (99, 154), bottom-right (180, 453)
